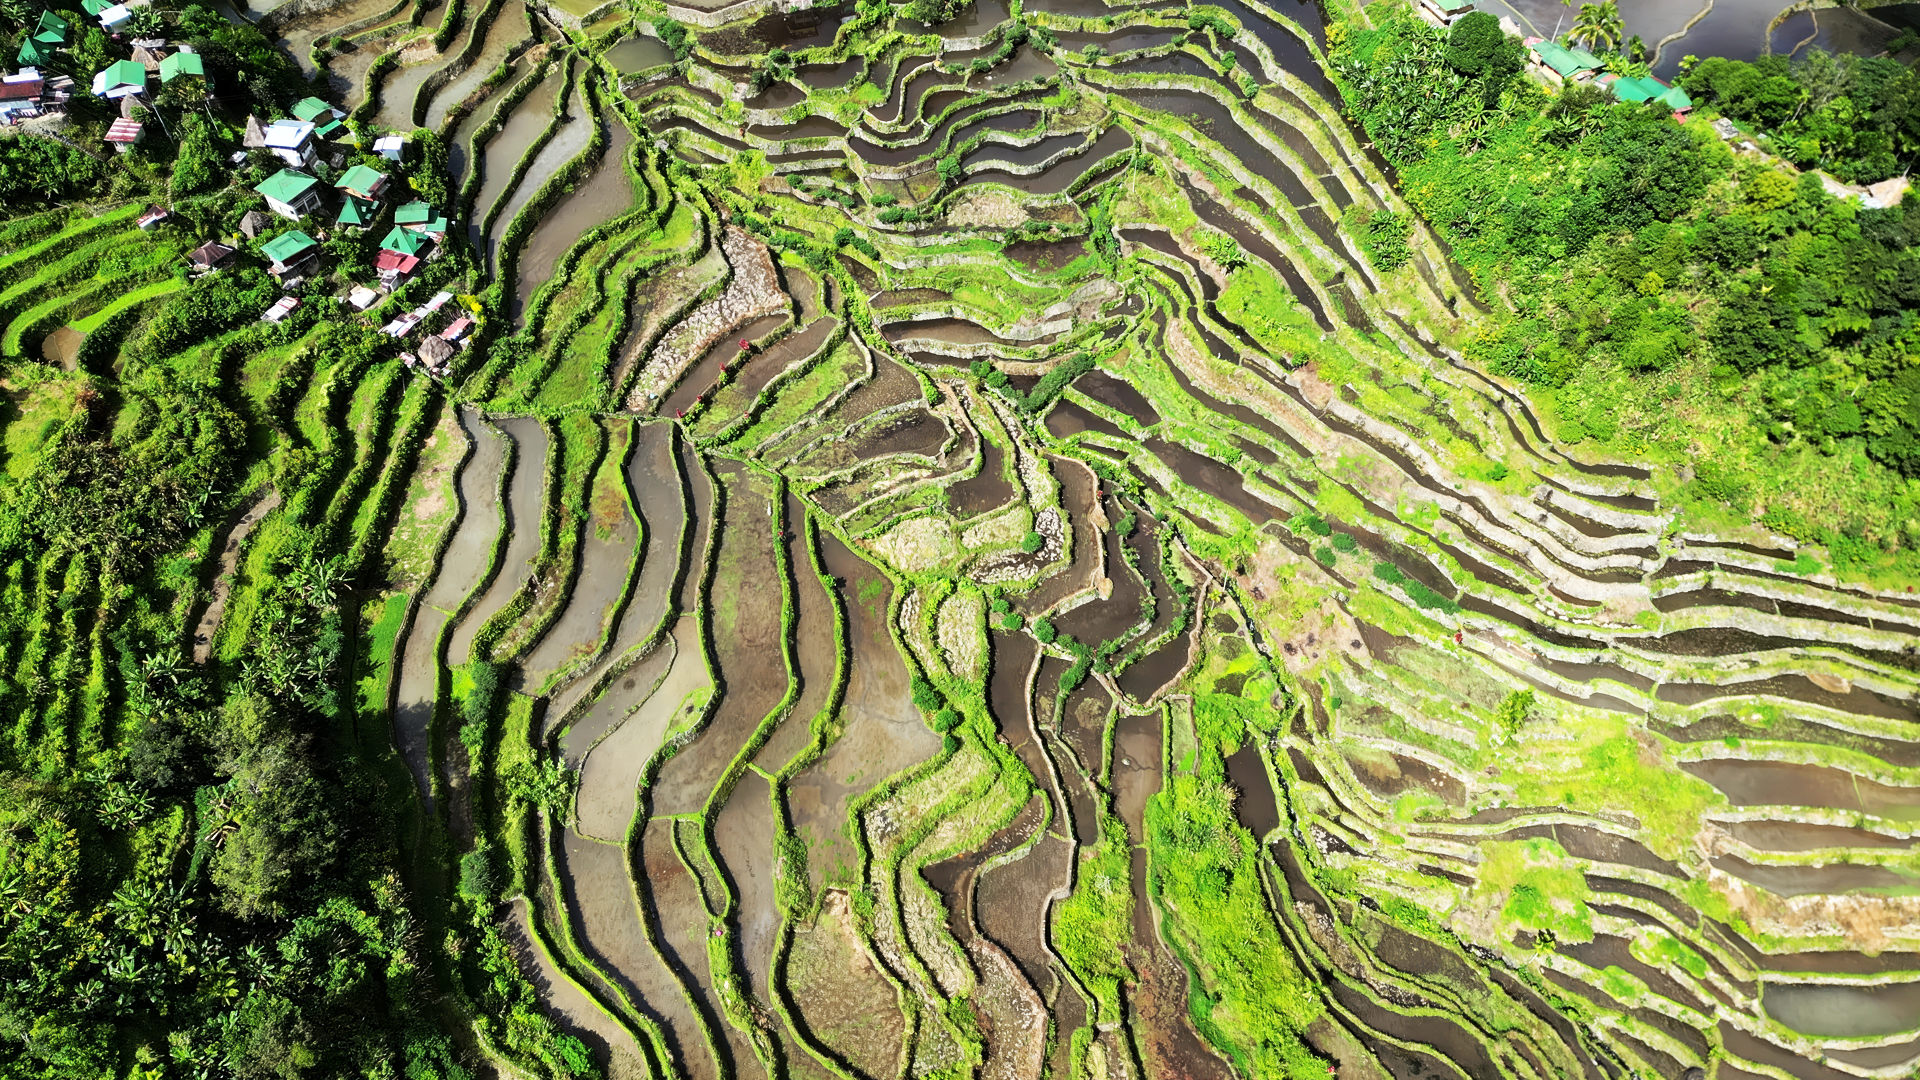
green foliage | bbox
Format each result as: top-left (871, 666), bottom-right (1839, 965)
top-left (1330, 532), bottom-right (1357, 553)
top-left (1347, 206), bottom-right (1412, 271)
top-left (459, 843), bottom-right (500, 903)
top-left (1031, 615), bottom-right (1056, 644)
top-left (1683, 51), bottom-right (1919, 184)
top-left (911, 674), bottom-right (944, 712)
top-left (1312, 546), bottom-right (1336, 566)
top-left (1195, 228), bottom-right (1244, 270)
top-left (1020, 529), bottom-right (1044, 553)
top-left (0, 134), bottom-right (106, 204)
top-left (653, 17), bottom-right (692, 60)
top-left (1445, 11), bottom-right (1525, 86)
top-left (999, 611), bottom-right (1024, 631)
top-left (1494, 688), bottom-right (1535, 736)
top-left (1288, 513), bottom-right (1331, 537)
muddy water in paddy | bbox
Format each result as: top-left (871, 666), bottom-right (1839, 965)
top-left (1075, 369), bottom-right (1160, 427)
top-left (637, 818), bottom-right (728, 1080)
top-left (489, 80), bottom-right (594, 270)
top-left (784, 891), bottom-right (907, 1080)
top-left (787, 535), bottom-right (944, 885)
top-left (447, 416), bottom-right (547, 665)
top-left (562, 640), bottom-right (673, 766)
top-left (675, 438), bottom-right (715, 615)
top-left (1055, 514), bottom-right (1149, 647)
top-left (948, 422), bottom-right (1015, 518)
top-left (754, 494), bottom-right (837, 771)
top-left (1225, 742), bottom-right (1280, 838)
top-left (578, 619), bottom-right (709, 840)
top-left (514, 120), bottom-right (636, 322)
top-left (976, 827), bottom-right (1072, 997)
top-left (556, 827), bottom-right (711, 1078)
top-left (649, 462), bottom-right (785, 815)
top-left (1113, 712), bottom-right (1161, 842)
top-left (1057, 679), bottom-right (1111, 782)
top-left (523, 426), bottom-right (640, 686)
top-left (1765, 979), bottom-right (1920, 1039)
top-left (549, 422), bottom-right (686, 723)
top-left (1045, 398), bottom-right (1128, 441)
top-left (425, 0), bottom-right (531, 129)
top-left (712, 772), bottom-right (783, 1037)
top-left (471, 68), bottom-right (564, 253)
top-left (1118, 612), bottom-right (1193, 702)
top-left (1726, 818), bottom-right (1916, 852)
top-left (1682, 758), bottom-right (1920, 819)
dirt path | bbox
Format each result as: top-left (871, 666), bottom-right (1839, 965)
top-left (191, 489), bottom-right (282, 664)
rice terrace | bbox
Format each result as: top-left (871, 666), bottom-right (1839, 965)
top-left (2, 0), bottom-right (1920, 1074)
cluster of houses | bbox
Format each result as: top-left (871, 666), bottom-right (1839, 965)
top-left (6, 8), bottom-right (207, 140)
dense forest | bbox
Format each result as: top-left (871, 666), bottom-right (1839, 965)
top-left (1334, 13), bottom-right (1920, 580)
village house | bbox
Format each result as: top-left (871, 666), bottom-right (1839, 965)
top-left (105, 116), bottom-right (144, 153)
top-left (1525, 40), bottom-right (1605, 86)
top-left (91, 58), bottom-right (146, 99)
top-left (336, 196), bottom-right (376, 230)
top-left (93, 2), bottom-right (133, 32)
top-left (395, 200), bottom-right (449, 240)
top-left (158, 50), bottom-right (205, 87)
top-left (263, 118), bottom-right (318, 169)
top-left (335, 163), bottom-right (389, 203)
top-left (255, 169), bottom-right (324, 220)
top-left (374, 246), bottom-right (421, 290)
top-left (259, 229), bottom-right (321, 280)
top-left (260, 296), bottom-right (301, 324)
top-left (188, 240), bottom-right (234, 272)
top-left (238, 209), bottom-right (275, 239)
top-left (0, 70), bottom-right (44, 121)
top-left (373, 135), bottom-right (406, 162)
top-left (137, 204), bottom-right (168, 229)
top-left (291, 96), bottom-right (346, 139)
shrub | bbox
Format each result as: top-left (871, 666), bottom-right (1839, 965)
top-left (911, 675), bottom-right (943, 712)
top-left (1000, 612), bottom-right (1025, 632)
top-left (1331, 532), bottom-right (1358, 553)
top-left (933, 708), bottom-right (960, 732)
top-left (1021, 530), bottom-right (1044, 553)
top-left (1289, 513), bottom-right (1331, 537)
top-left (1313, 546), bottom-right (1337, 566)
top-left (459, 843), bottom-right (498, 903)
top-left (1032, 616), bottom-right (1056, 643)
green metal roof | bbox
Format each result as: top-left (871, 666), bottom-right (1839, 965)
top-left (16, 36), bottom-right (49, 66)
top-left (292, 96), bottom-right (346, 137)
top-left (100, 59), bottom-right (145, 91)
top-left (335, 164), bottom-right (386, 196)
top-left (260, 229), bottom-right (318, 264)
top-left (337, 196), bottom-right (376, 228)
top-left (158, 51), bottom-right (204, 82)
top-left (1565, 46), bottom-right (1605, 70)
top-left (35, 10), bottom-right (67, 40)
top-left (254, 169), bottom-right (321, 205)
top-left (81, 0), bottom-right (111, 14)
top-left (394, 200), bottom-right (434, 225)
top-left (380, 226), bottom-right (428, 255)
top-left (1532, 41), bottom-right (1601, 79)
top-left (1609, 76), bottom-right (1664, 103)
top-left (1658, 84), bottom-right (1693, 110)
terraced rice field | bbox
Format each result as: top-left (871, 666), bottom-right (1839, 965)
top-left (187, 0), bottom-right (1920, 1076)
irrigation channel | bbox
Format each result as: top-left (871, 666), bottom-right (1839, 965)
top-left (268, 0), bottom-right (1920, 1075)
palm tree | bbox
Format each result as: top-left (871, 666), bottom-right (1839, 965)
top-left (1570, 1), bottom-right (1624, 54)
